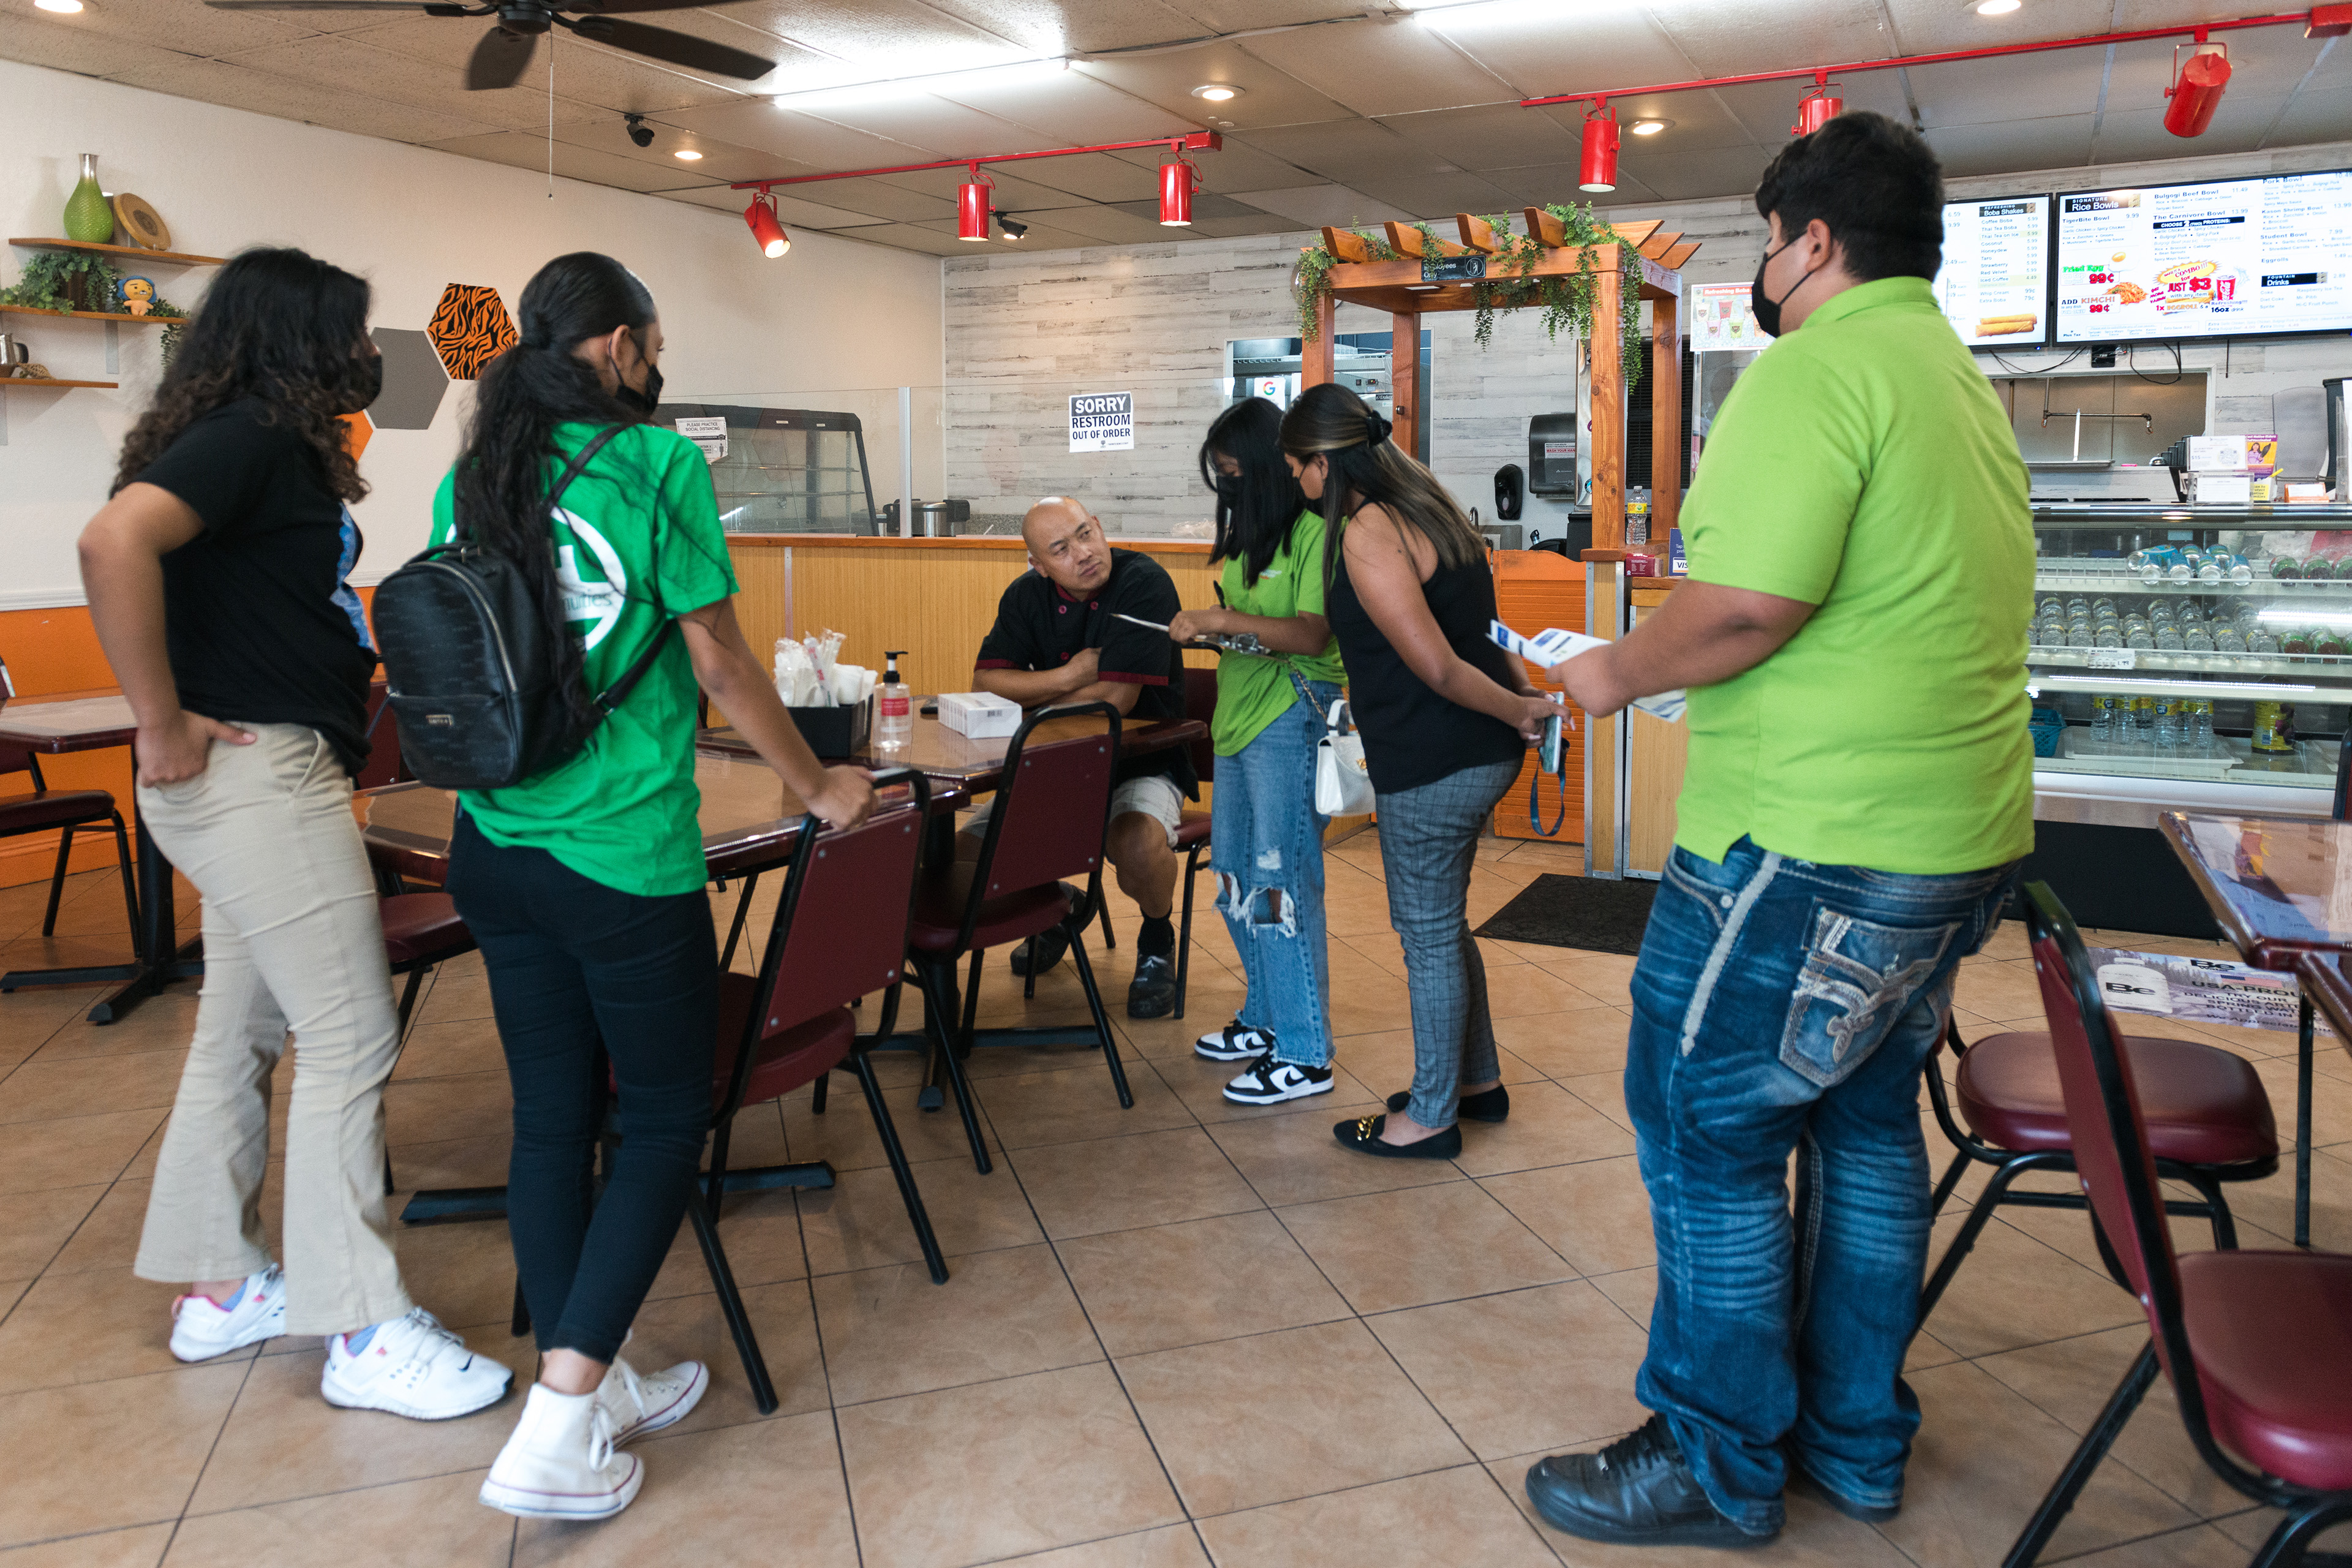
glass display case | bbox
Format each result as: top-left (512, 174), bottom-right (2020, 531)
top-left (657, 402), bottom-right (881, 533)
top-left (2029, 503), bottom-right (2352, 821)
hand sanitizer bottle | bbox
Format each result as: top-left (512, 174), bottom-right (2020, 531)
top-left (877, 650), bottom-right (911, 749)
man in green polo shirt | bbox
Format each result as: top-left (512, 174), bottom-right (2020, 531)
top-left (1534, 112), bottom-right (2033, 1550)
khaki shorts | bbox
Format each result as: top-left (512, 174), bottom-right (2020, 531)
top-left (960, 772), bottom-right (1186, 850)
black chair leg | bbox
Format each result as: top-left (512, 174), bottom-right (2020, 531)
top-left (852, 1051), bottom-right (948, 1284)
top-left (42, 825), bottom-right (74, 937)
top-left (393, 965), bottom-right (428, 1043)
top-left (960, 949), bottom-right (984, 1055)
top-left (1928, 1147), bottom-right (1972, 1220)
top-left (107, 813), bottom-right (144, 962)
top-left (687, 1198), bottom-right (776, 1414)
top-left (914, 962), bottom-right (991, 1174)
top-left (718, 872), bottom-right (760, 973)
top-left (510, 1278), bottom-right (532, 1338)
top-left (1065, 928), bottom-right (1133, 1109)
top-left (2173, 1167), bottom-right (2241, 1250)
top-left (1098, 899), bottom-right (1116, 951)
top-left (382, 1149), bottom-right (396, 1197)
top-left (2248, 1498), bottom-right (2352, 1568)
top-left (1917, 1152), bottom-right (2069, 1332)
top-left (810, 1068), bottom-right (829, 1116)
top-left (1174, 843), bottom-right (1206, 1021)
top-left (2001, 1344), bottom-right (2158, 1568)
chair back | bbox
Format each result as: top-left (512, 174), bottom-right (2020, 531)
top-left (1183, 663), bottom-right (1217, 786)
top-left (974, 702), bottom-right (1120, 900)
top-left (0, 655), bottom-right (36, 785)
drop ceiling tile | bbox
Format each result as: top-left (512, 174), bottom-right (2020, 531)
top-left (1420, 7), bottom-right (1698, 103)
top-left (1476, 160), bottom-right (1664, 207)
top-left (827, 222), bottom-right (996, 256)
top-left (990, 203), bottom-right (1184, 243)
top-left (1377, 104), bottom-right (1584, 172)
top-left (869, 164), bottom-right (1095, 212)
top-left (1341, 167), bottom-right (1520, 221)
top-left (659, 183), bottom-right (888, 227)
top-left (1167, 0), bottom-right (1372, 27)
top-left (1182, 213), bottom-right (1311, 239)
top-left (684, 0), bottom-right (1032, 81)
top-left (738, 175), bottom-right (958, 222)
top-left (216, 34), bottom-right (600, 132)
top-left (1905, 51), bottom-right (2111, 128)
top-left (1612, 141), bottom-right (1773, 203)
top-left (556, 117), bottom-right (797, 185)
top-left (2174, 28), bottom-right (2342, 97)
top-left (971, 219), bottom-right (1118, 251)
top-left (0, 17), bottom-right (206, 83)
top-left (937, 64), bottom-right (1205, 144)
top-left (549, 8), bottom-right (842, 96)
top-left (991, 149), bottom-right (1161, 201)
top-left (1229, 182), bottom-right (1393, 228)
top-left (1240, 18), bottom-right (1516, 118)
top-left (1103, 192), bottom-right (1271, 222)
top-left (1704, 72), bottom-right (1912, 145)
top-left (1074, 40), bottom-right (1356, 130)
top-left (1642, 0), bottom-right (1885, 78)
top-left (2265, 86), bottom-right (2352, 149)
top-left (1104, 138), bottom-right (1317, 197)
top-left (2090, 98), bottom-right (2294, 165)
top-left (658, 101), bottom-right (938, 168)
top-left (771, 87), bottom-right (1060, 155)
top-left (107, 56), bottom-right (502, 144)
top-left (349, 18), bottom-right (756, 113)
top-left (1532, 92), bottom-right (1760, 156)
top-left (1921, 113), bottom-right (2099, 178)
top-left (1227, 118), bottom-right (1422, 186)
top-left (25, 0), bottom-right (312, 54)
top-left (1883, 0), bottom-right (2140, 58)
top-left (423, 130), bottom-right (715, 191)
top-left (924, 0), bottom-right (1216, 55)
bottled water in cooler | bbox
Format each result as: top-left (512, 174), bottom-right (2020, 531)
top-left (2155, 700), bottom-right (2179, 750)
top-left (2194, 699), bottom-right (2214, 750)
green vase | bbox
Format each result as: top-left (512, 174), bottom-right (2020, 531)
top-left (62, 154), bottom-right (112, 243)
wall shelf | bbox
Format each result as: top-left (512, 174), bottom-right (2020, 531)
top-left (2, 378), bottom-right (118, 390)
top-left (0, 303), bottom-right (174, 326)
top-left (7, 238), bottom-right (224, 267)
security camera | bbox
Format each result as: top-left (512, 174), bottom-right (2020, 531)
top-left (625, 115), bottom-right (654, 149)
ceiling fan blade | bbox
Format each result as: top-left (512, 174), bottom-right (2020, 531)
top-left (557, 15), bottom-right (774, 80)
top-left (466, 26), bottom-right (538, 89)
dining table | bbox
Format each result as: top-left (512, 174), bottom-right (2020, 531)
top-left (357, 753), bottom-right (967, 1224)
top-left (0, 690), bottom-right (198, 1022)
top-left (2160, 810), bottom-right (2352, 1248)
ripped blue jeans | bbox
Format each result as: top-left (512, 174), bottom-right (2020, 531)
top-left (1627, 836), bottom-right (2018, 1537)
top-left (1208, 680), bottom-right (1341, 1068)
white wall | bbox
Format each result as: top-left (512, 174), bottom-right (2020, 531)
top-left (0, 58), bottom-right (944, 609)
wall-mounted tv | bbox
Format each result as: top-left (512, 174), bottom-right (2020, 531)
top-left (2054, 168), bottom-right (2352, 344)
top-left (1934, 192), bottom-right (2052, 347)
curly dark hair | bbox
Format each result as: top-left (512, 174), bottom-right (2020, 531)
top-left (111, 247), bottom-right (374, 501)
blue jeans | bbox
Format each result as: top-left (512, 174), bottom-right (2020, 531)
top-left (1210, 681), bottom-right (1340, 1068)
top-left (1376, 756), bottom-right (1521, 1126)
top-left (1627, 837), bottom-right (2018, 1537)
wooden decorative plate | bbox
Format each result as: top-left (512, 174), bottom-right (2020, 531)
top-left (111, 194), bottom-right (171, 252)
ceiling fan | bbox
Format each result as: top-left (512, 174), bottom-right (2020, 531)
top-left (200, 0), bottom-right (778, 89)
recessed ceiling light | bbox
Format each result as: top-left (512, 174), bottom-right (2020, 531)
top-left (1192, 84), bottom-right (1240, 101)
top-left (1629, 118), bottom-right (1670, 135)
top-left (34, 0), bottom-right (85, 13)
top-left (673, 149), bottom-right (703, 160)
top-left (1973, 0), bottom-right (2021, 13)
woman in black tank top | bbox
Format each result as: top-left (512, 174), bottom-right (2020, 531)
top-left (1281, 384), bottom-right (1560, 1161)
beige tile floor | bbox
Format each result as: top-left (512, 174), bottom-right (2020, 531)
top-left (1, 832), bottom-right (2348, 1567)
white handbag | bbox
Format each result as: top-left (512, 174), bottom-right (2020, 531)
top-left (1313, 698), bottom-right (1376, 817)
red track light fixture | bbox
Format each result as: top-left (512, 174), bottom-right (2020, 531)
top-left (1158, 154), bottom-right (1199, 225)
top-left (1792, 72), bottom-right (1844, 135)
top-left (2163, 35), bottom-right (2232, 137)
top-left (1578, 101), bottom-right (1619, 194)
top-left (957, 165), bottom-right (995, 240)
top-left (743, 192), bottom-right (790, 258)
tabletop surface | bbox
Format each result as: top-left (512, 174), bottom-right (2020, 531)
top-left (356, 750), bottom-right (959, 884)
top-left (0, 692), bottom-right (136, 752)
top-left (701, 710), bottom-right (1202, 782)
top-left (2161, 811), bottom-right (2352, 963)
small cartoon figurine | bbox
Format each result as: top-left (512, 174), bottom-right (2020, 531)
top-left (119, 276), bottom-right (155, 317)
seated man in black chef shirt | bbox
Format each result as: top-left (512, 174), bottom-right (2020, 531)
top-left (970, 496), bottom-right (1195, 1019)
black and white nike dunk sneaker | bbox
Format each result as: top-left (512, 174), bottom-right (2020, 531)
top-left (1196, 1020), bottom-right (1275, 1061)
top-left (1223, 1052), bottom-right (1334, 1105)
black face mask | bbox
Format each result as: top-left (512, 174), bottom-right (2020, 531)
top-left (339, 353), bottom-right (383, 415)
top-left (1749, 239), bottom-right (1817, 339)
top-left (616, 361), bottom-right (663, 416)
top-left (1213, 473), bottom-right (1243, 502)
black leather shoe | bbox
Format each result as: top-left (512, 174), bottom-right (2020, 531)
top-left (1126, 953), bottom-right (1175, 1018)
top-left (1332, 1114), bottom-right (1461, 1159)
top-left (1525, 1417), bottom-right (1776, 1550)
top-left (1785, 1455), bottom-right (1899, 1523)
top-left (1385, 1084), bottom-right (1509, 1123)
top-left (1010, 924), bottom-right (1070, 978)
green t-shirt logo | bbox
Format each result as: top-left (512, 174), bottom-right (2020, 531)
top-left (552, 506), bottom-right (628, 651)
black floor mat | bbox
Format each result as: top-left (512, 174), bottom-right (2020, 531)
top-left (1474, 873), bottom-right (1656, 957)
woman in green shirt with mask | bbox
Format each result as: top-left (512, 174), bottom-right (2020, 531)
top-left (1169, 398), bottom-right (1348, 1107)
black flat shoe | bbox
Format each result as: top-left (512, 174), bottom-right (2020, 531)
top-left (1332, 1114), bottom-right (1461, 1159)
top-left (1010, 923), bottom-right (1070, 978)
top-left (1385, 1084), bottom-right (1509, 1123)
top-left (1525, 1416), bottom-right (1777, 1550)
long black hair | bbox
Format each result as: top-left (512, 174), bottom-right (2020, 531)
top-left (451, 251), bottom-right (655, 729)
top-left (1279, 382), bottom-right (1482, 593)
top-left (1200, 397), bottom-right (1306, 587)
top-left (114, 247), bottom-right (372, 500)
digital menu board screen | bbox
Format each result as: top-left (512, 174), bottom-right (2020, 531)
top-left (2054, 169), bottom-right (2352, 343)
top-left (1934, 194), bottom-right (2051, 346)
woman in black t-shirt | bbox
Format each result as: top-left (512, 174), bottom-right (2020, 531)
top-left (1280, 383), bottom-right (1559, 1161)
top-left (78, 249), bottom-right (512, 1424)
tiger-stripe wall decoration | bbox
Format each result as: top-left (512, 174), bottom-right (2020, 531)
top-left (428, 282), bottom-right (518, 380)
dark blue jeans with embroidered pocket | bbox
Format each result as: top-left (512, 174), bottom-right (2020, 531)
top-left (1623, 836), bottom-right (2018, 1539)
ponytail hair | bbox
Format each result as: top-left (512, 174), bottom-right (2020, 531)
top-left (451, 252), bottom-right (655, 733)
top-left (1278, 382), bottom-right (1483, 591)
top-left (1199, 397), bottom-right (1305, 587)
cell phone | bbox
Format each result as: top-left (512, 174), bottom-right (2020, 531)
top-left (1539, 712), bottom-right (1564, 774)
top-left (920, 699), bottom-right (939, 717)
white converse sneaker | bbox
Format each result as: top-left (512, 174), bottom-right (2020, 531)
top-left (597, 1354), bottom-right (708, 1446)
top-left (168, 1265), bottom-right (287, 1362)
top-left (319, 1308), bottom-right (512, 1420)
top-left (1223, 1052), bottom-right (1335, 1104)
top-left (480, 1383), bottom-right (644, 1521)
top-left (1197, 1020), bottom-right (1276, 1061)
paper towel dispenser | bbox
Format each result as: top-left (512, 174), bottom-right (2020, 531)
top-left (1528, 414), bottom-right (1579, 498)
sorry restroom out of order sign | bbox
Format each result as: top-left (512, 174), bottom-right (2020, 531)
top-left (1068, 391), bottom-right (1134, 453)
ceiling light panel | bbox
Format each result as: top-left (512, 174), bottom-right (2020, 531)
top-left (703, 0), bottom-right (1030, 86)
top-left (930, 66), bottom-right (1190, 143)
top-left (34, 1), bottom-right (85, 14)
top-left (1072, 42), bottom-right (1353, 127)
top-left (1876, 0), bottom-right (2101, 56)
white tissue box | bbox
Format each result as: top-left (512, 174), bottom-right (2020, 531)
top-left (937, 691), bottom-right (1022, 738)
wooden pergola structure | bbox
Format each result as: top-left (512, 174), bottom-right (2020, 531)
top-left (1302, 209), bottom-right (1700, 554)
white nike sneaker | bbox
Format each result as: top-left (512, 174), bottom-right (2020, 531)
top-left (480, 1383), bottom-right (643, 1521)
top-left (597, 1354), bottom-right (709, 1446)
top-left (1223, 1052), bottom-right (1336, 1105)
top-left (319, 1308), bottom-right (513, 1420)
top-left (1197, 1019), bottom-right (1276, 1061)
top-left (168, 1265), bottom-right (287, 1362)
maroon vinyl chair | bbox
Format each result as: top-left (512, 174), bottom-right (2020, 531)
top-left (2004, 881), bottom-right (2352, 1568)
top-left (1169, 666), bottom-right (1217, 1022)
top-left (376, 892), bottom-right (478, 1196)
top-left (0, 660), bottom-right (141, 963)
top-left (909, 703), bottom-right (1126, 1174)
top-left (1917, 1007), bottom-right (2278, 1325)
top-left (691, 771), bottom-right (945, 1413)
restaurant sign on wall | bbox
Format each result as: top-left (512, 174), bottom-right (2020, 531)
top-left (1069, 391), bottom-right (1134, 453)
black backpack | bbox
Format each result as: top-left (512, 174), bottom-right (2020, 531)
top-left (374, 426), bottom-right (676, 791)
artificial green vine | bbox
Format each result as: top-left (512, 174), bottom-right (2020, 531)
top-left (1290, 204), bottom-right (1643, 388)
top-left (2, 251), bottom-right (186, 322)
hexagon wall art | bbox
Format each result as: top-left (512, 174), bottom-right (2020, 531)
top-left (369, 327), bottom-right (450, 430)
top-left (428, 284), bottom-right (518, 380)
